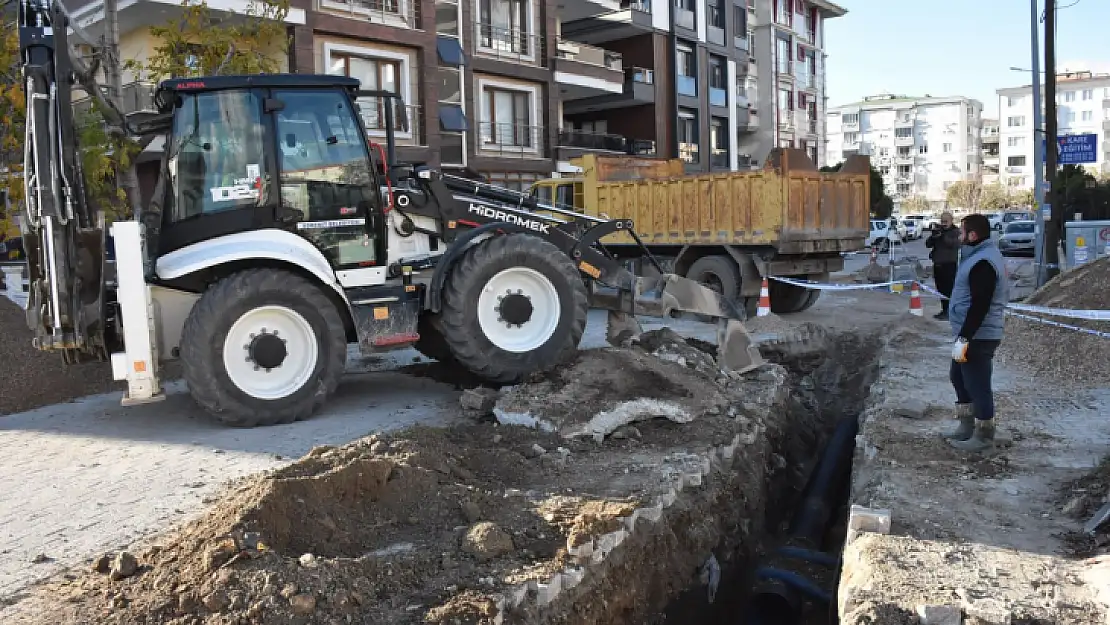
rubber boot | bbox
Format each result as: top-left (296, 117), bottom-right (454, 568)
top-left (941, 403), bottom-right (974, 441)
top-left (948, 418), bottom-right (995, 452)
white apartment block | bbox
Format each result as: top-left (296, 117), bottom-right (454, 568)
top-left (997, 71), bottom-right (1110, 189)
top-left (825, 94), bottom-right (983, 210)
top-left (981, 118), bottom-right (1000, 186)
top-left (742, 0), bottom-right (847, 168)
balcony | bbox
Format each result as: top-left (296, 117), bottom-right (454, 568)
top-left (674, 5), bottom-right (695, 30)
top-left (706, 5), bottom-right (725, 45)
top-left (560, 0), bottom-right (622, 22)
top-left (317, 0), bottom-right (418, 29)
top-left (677, 75), bottom-right (697, 97)
top-left (561, 66), bottom-right (655, 114)
top-left (474, 23), bottom-right (546, 66)
top-left (841, 118), bottom-right (859, 131)
top-left (736, 106), bottom-right (754, 129)
top-left (556, 130), bottom-right (651, 160)
top-left (711, 149), bottom-right (729, 169)
top-left (555, 40), bottom-right (625, 100)
top-left (894, 135), bottom-right (915, 146)
top-left (561, 0), bottom-right (654, 45)
top-left (477, 122), bottom-right (547, 159)
top-left (894, 155), bottom-right (914, 166)
top-left (73, 81), bottom-right (157, 120)
top-left (894, 117), bottom-right (914, 128)
top-left (735, 34), bottom-right (748, 52)
top-left (709, 86), bottom-right (728, 108)
top-left (806, 119), bottom-right (818, 135)
top-left (842, 138), bottom-right (861, 151)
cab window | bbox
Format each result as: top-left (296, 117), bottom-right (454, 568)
top-left (534, 185), bottom-right (552, 205)
top-left (168, 89), bottom-right (268, 222)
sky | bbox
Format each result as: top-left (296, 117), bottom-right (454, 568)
top-left (823, 0), bottom-right (1110, 119)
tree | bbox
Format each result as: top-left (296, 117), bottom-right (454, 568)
top-left (945, 180), bottom-right (981, 210)
top-left (1010, 188), bottom-right (1035, 207)
top-left (129, 0), bottom-right (290, 81)
top-left (979, 183), bottom-right (1009, 210)
top-left (820, 161), bottom-right (894, 219)
top-left (0, 26), bottom-right (24, 241)
top-left (902, 195), bottom-right (930, 213)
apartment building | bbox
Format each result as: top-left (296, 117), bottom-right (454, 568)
top-left (825, 93), bottom-right (983, 209)
top-left (981, 118), bottom-right (1000, 186)
top-left (66, 0), bottom-right (845, 188)
top-left (997, 71), bottom-right (1110, 189)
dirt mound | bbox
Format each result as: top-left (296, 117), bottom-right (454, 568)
top-left (999, 256), bottom-right (1110, 384)
top-left (13, 330), bottom-right (816, 625)
top-left (0, 299), bottom-right (118, 415)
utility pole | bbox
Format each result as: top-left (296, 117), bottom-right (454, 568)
top-left (1030, 0), bottom-right (1047, 287)
top-left (103, 0), bottom-right (123, 101)
top-left (1042, 0), bottom-right (1060, 281)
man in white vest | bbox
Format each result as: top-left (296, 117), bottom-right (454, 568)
top-left (942, 213), bottom-right (1008, 452)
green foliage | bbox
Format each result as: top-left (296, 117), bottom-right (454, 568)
top-left (820, 161), bottom-right (894, 219)
top-left (1054, 164), bottom-right (1110, 219)
top-left (75, 104), bottom-right (142, 221)
top-left (945, 180), bottom-right (981, 210)
top-left (902, 196), bottom-right (930, 214)
top-left (0, 26), bottom-right (24, 239)
top-left (979, 183), bottom-right (1009, 210)
top-left (1009, 188), bottom-right (1035, 208)
top-left (127, 0), bottom-right (291, 81)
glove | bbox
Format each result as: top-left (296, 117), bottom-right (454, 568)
top-left (951, 338), bottom-right (969, 363)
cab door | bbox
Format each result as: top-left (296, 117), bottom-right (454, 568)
top-left (269, 87), bottom-right (388, 288)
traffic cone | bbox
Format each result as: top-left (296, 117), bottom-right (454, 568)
top-left (756, 278), bottom-right (771, 317)
top-left (909, 282), bottom-right (923, 316)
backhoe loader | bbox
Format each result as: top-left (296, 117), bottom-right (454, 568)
top-left (16, 0), bottom-right (762, 426)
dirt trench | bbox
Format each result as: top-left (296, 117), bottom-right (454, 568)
top-left (7, 323), bottom-right (889, 625)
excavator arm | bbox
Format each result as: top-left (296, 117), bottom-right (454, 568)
top-left (17, 0), bottom-right (110, 360)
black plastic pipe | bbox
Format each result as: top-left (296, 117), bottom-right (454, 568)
top-left (743, 415), bottom-right (860, 625)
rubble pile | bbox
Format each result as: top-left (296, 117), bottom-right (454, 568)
top-left (999, 255), bottom-right (1110, 383)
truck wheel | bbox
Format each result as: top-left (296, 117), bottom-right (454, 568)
top-left (438, 233), bottom-right (588, 383)
top-left (769, 280), bottom-right (811, 314)
top-left (685, 255), bottom-right (741, 322)
top-left (414, 313), bottom-right (456, 364)
top-left (180, 268), bottom-right (347, 427)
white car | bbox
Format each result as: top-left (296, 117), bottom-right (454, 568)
top-left (985, 213), bottom-right (1003, 232)
top-left (867, 219), bottom-right (902, 251)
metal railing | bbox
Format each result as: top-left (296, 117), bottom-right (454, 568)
top-left (73, 81), bottom-right (156, 120)
top-left (478, 122), bottom-right (546, 157)
top-left (674, 5), bottom-right (694, 29)
top-left (356, 100), bottom-right (425, 145)
top-left (735, 34), bottom-right (748, 52)
top-left (555, 39), bottom-right (623, 71)
top-left (710, 149), bottom-right (728, 168)
top-left (318, 0), bottom-right (419, 27)
top-left (627, 66), bottom-right (654, 85)
top-left (678, 75), bottom-right (697, 96)
top-left (709, 86), bottom-right (727, 107)
top-left (557, 130), bottom-right (629, 152)
top-left (475, 22), bottom-right (546, 65)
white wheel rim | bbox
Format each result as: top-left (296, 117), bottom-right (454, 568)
top-left (222, 305), bottom-right (319, 400)
top-left (476, 267), bottom-right (561, 353)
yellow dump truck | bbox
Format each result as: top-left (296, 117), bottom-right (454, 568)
top-left (530, 148), bottom-right (871, 314)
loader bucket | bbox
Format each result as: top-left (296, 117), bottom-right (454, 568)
top-left (593, 273), bottom-right (765, 373)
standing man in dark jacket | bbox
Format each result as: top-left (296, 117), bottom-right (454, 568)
top-left (925, 211), bottom-right (961, 320)
top-left (943, 213), bottom-right (1008, 452)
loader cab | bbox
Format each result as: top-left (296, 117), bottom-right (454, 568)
top-left (530, 178), bottom-right (584, 213)
top-left (153, 75), bottom-right (402, 280)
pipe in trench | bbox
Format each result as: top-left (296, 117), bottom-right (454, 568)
top-left (742, 415), bottom-right (860, 625)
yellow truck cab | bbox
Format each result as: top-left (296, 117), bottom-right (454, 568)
top-left (528, 149), bottom-right (870, 315)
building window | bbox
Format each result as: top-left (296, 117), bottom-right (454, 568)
top-left (896, 147), bottom-right (911, 157)
top-left (1082, 89), bottom-right (1093, 100)
top-left (710, 116), bottom-right (728, 167)
top-left (1008, 155), bottom-right (1026, 167)
top-left (1083, 110), bottom-right (1094, 122)
top-left (484, 171), bottom-right (541, 192)
top-left (1007, 115), bottom-right (1025, 127)
top-left (843, 113), bottom-right (858, 125)
top-left (918, 143), bottom-right (928, 154)
top-left (774, 0), bottom-right (791, 25)
top-left (481, 86), bottom-right (533, 147)
top-left (320, 0), bottom-right (415, 27)
top-left (678, 107), bottom-right (699, 163)
top-left (478, 0), bottom-right (531, 58)
top-left (707, 0), bottom-right (724, 28)
top-left (1062, 110), bottom-right (1076, 124)
top-left (734, 4), bottom-right (747, 35)
top-left (1007, 96), bottom-right (1023, 107)
top-left (674, 0), bottom-right (696, 29)
top-left (1064, 91), bottom-right (1075, 102)
top-left (943, 143), bottom-right (952, 153)
top-left (709, 54), bottom-right (727, 106)
top-left (676, 42), bottom-right (697, 97)
top-left (897, 164), bottom-right (911, 176)
top-left (776, 36), bottom-right (791, 74)
top-left (329, 52), bottom-right (409, 134)
top-left (436, 0), bottom-right (460, 36)
top-left (894, 127), bottom-right (912, 138)
top-left (843, 132), bottom-right (858, 144)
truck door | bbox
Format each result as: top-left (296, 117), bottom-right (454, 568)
top-left (269, 88), bottom-right (387, 287)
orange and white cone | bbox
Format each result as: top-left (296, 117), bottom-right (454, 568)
top-left (909, 282), bottom-right (923, 316)
top-left (756, 278), bottom-right (771, 317)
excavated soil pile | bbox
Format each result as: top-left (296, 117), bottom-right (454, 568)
top-left (1060, 456), bottom-right (1110, 558)
top-left (999, 255), bottom-right (1110, 383)
top-left (12, 329), bottom-right (866, 625)
top-left (0, 299), bottom-right (117, 415)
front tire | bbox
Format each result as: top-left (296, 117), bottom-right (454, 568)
top-left (180, 268), bottom-right (347, 427)
top-left (438, 234), bottom-right (588, 384)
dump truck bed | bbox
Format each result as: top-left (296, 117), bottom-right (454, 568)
top-left (574, 149), bottom-right (871, 254)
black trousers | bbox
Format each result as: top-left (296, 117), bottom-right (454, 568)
top-left (933, 262), bottom-right (957, 313)
top-left (950, 339), bottom-right (1001, 421)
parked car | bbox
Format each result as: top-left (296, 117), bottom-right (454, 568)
top-left (985, 213), bottom-right (1003, 232)
top-left (998, 220), bottom-right (1036, 256)
top-left (901, 218), bottom-right (923, 240)
top-left (867, 219), bottom-right (902, 251)
top-left (888, 217), bottom-right (909, 242)
top-left (1000, 210), bottom-right (1033, 228)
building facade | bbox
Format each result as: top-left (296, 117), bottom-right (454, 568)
top-left (980, 118), bottom-right (1000, 186)
top-left (997, 71), bottom-right (1110, 190)
top-left (825, 94), bottom-right (983, 209)
top-left (68, 0), bottom-right (845, 189)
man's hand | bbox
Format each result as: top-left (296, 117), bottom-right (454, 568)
top-left (952, 338), bottom-right (969, 363)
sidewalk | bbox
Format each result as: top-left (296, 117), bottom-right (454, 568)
top-left (838, 320), bottom-right (1110, 623)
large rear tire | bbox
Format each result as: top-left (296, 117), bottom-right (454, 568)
top-left (414, 313), bottom-right (456, 364)
top-left (438, 233), bottom-right (588, 383)
top-left (180, 268), bottom-right (347, 427)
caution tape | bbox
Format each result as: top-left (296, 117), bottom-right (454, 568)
top-left (1004, 311), bottom-right (1110, 339)
top-left (769, 275), bottom-right (908, 292)
top-left (1006, 302), bottom-right (1110, 321)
